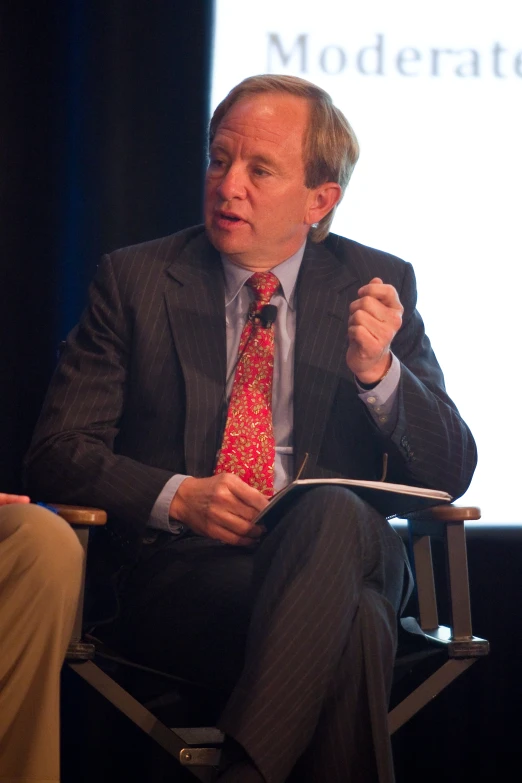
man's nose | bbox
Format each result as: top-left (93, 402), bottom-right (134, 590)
top-left (216, 165), bottom-right (246, 200)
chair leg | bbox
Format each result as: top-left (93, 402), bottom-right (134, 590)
top-left (69, 661), bottom-right (222, 781)
top-left (66, 526), bottom-right (95, 661)
top-left (388, 657), bottom-right (476, 734)
top-left (445, 522), bottom-right (473, 640)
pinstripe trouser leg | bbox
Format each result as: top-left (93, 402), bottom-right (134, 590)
top-left (217, 486), bottom-right (408, 783)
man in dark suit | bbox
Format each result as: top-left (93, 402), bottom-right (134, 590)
top-left (26, 75), bottom-right (477, 782)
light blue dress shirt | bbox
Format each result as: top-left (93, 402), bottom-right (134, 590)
top-left (149, 243), bottom-right (401, 532)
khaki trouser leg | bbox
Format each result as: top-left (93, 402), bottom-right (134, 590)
top-left (0, 504), bottom-right (83, 783)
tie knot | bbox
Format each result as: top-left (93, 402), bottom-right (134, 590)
top-left (247, 271), bottom-right (280, 306)
top-left (246, 272), bottom-right (279, 307)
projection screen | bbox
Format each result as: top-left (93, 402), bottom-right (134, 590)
top-left (211, 0), bottom-right (522, 522)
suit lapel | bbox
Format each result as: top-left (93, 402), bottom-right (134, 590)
top-left (293, 239), bottom-right (360, 478)
top-left (162, 233), bottom-right (363, 480)
top-left (164, 233), bottom-right (226, 477)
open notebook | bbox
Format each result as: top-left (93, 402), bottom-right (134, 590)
top-left (254, 477), bottom-right (451, 527)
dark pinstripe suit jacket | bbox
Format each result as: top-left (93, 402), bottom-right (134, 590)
top-left (26, 226), bottom-right (477, 562)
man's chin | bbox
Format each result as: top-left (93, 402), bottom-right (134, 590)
top-left (206, 225), bottom-right (250, 257)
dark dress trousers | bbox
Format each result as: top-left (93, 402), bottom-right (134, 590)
top-left (26, 226), bottom-right (477, 782)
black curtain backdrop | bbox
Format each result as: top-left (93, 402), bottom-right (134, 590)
top-left (1, 3), bottom-right (520, 781)
top-left (1, 0), bottom-right (213, 490)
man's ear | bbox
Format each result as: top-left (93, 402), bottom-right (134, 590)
top-left (305, 182), bottom-right (342, 226)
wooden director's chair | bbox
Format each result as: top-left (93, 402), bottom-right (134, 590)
top-left (57, 502), bottom-right (489, 781)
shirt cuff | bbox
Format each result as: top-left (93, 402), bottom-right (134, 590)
top-left (148, 474), bottom-right (191, 534)
top-left (356, 353), bottom-right (401, 433)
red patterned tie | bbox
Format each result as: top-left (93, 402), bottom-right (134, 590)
top-left (215, 271), bottom-right (280, 497)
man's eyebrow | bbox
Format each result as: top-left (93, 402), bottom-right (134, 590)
top-left (208, 142), bottom-right (229, 156)
top-left (250, 153), bottom-right (278, 168)
top-left (208, 145), bottom-right (282, 170)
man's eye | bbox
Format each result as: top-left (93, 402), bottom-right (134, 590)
top-left (209, 158), bottom-right (225, 169)
top-left (253, 167), bottom-right (270, 177)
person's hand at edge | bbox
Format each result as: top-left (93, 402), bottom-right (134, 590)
top-left (0, 493), bottom-right (31, 506)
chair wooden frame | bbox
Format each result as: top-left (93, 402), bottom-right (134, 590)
top-left (388, 505), bottom-right (488, 733)
top-left (58, 502), bottom-right (489, 780)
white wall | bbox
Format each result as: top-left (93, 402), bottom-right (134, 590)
top-left (212, 0), bottom-right (522, 521)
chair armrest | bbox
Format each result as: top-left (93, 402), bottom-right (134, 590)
top-left (406, 504), bottom-right (481, 539)
top-left (425, 504), bottom-right (481, 522)
top-left (406, 503), bottom-right (480, 525)
top-left (54, 504), bottom-right (107, 526)
top-left (404, 504), bottom-right (483, 647)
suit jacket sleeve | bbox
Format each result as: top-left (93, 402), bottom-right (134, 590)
top-left (25, 252), bottom-right (175, 544)
top-left (299, 235), bottom-right (477, 502)
top-left (378, 258), bottom-right (477, 499)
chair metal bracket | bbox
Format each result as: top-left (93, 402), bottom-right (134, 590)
top-left (66, 641), bottom-right (95, 662)
top-left (448, 637), bottom-right (489, 658)
top-left (180, 747), bottom-right (222, 767)
top-left (68, 660), bottom-right (220, 780)
top-left (418, 625), bottom-right (490, 657)
top-left (176, 729), bottom-right (224, 766)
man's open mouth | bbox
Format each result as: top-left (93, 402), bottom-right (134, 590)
top-left (218, 211), bottom-right (244, 223)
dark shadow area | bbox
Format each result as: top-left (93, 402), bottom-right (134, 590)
top-left (60, 531), bottom-right (522, 782)
top-left (61, 666), bottom-right (195, 782)
top-left (0, 1), bottom-right (213, 491)
top-left (392, 532), bottom-right (522, 782)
